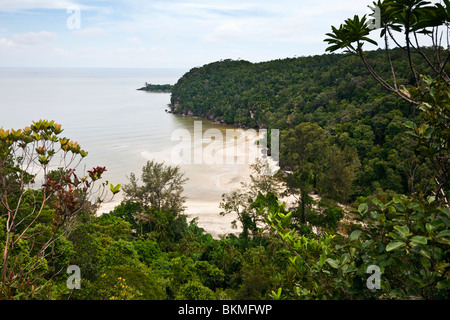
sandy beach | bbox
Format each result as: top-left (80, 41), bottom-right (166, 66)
top-left (98, 126), bottom-right (275, 238)
top-left (184, 201), bottom-right (241, 238)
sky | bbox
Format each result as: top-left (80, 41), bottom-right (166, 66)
top-left (0, 0), bottom-right (385, 69)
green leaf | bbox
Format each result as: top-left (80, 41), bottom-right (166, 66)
top-left (390, 289), bottom-right (404, 297)
top-left (426, 220), bottom-right (444, 233)
top-left (404, 121), bottom-right (417, 130)
top-left (393, 202), bottom-right (405, 212)
top-left (325, 258), bottom-right (339, 269)
top-left (38, 155), bottom-right (49, 165)
top-left (358, 203), bottom-right (368, 215)
top-left (289, 256), bottom-right (298, 266)
top-left (394, 225), bottom-right (410, 238)
top-left (438, 216), bottom-right (450, 228)
top-left (319, 254), bottom-right (327, 268)
top-left (431, 219), bottom-right (444, 228)
top-left (80, 150), bottom-right (88, 158)
top-left (362, 240), bottom-right (373, 249)
top-left (410, 236), bottom-right (427, 245)
top-left (392, 194), bottom-right (406, 203)
top-left (436, 237), bottom-right (450, 245)
top-left (407, 201), bottom-right (421, 211)
top-left (436, 230), bottom-right (450, 238)
top-left (386, 241), bottom-right (405, 252)
top-left (437, 280), bottom-right (450, 290)
top-left (437, 207), bottom-right (450, 218)
top-left (109, 183), bottom-right (121, 195)
top-left (372, 198), bottom-right (384, 209)
top-left (272, 288), bottom-right (283, 300)
top-left (349, 230), bottom-right (362, 241)
top-left (420, 256), bottom-right (431, 268)
top-left (420, 247), bottom-right (431, 260)
top-left (340, 253), bottom-right (350, 265)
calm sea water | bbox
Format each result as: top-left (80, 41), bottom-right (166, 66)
top-left (0, 67), bottom-right (256, 235)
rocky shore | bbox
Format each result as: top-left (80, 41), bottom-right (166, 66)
top-left (168, 102), bottom-right (262, 129)
top-left (137, 86), bottom-right (172, 93)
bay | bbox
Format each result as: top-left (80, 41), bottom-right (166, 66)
top-left (0, 67), bottom-right (257, 237)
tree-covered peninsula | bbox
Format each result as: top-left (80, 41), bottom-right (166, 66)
top-left (138, 83), bottom-right (174, 92)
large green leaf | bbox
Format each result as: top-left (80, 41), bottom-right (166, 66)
top-left (394, 225), bottom-right (411, 238)
top-left (386, 241), bottom-right (406, 252)
top-left (358, 203), bottom-right (368, 215)
top-left (404, 121), bottom-right (417, 129)
top-left (349, 230), bottom-right (362, 241)
top-left (410, 236), bottom-right (427, 245)
top-left (436, 237), bottom-right (450, 245)
top-left (325, 258), bottom-right (339, 269)
top-left (437, 279), bottom-right (450, 290)
top-left (436, 230), bottom-right (450, 238)
top-left (319, 254), bottom-right (327, 268)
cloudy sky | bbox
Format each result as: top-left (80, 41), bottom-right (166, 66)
top-left (0, 0), bottom-right (377, 68)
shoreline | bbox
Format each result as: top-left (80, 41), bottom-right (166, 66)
top-left (98, 198), bottom-right (241, 239)
top-left (137, 87), bottom-right (172, 93)
top-left (97, 124), bottom-right (265, 239)
top-left (168, 103), bottom-right (262, 130)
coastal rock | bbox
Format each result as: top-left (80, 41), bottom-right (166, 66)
top-left (169, 103), bottom-right (253, 129)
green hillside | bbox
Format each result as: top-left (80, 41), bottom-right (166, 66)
top-left (170, 49), bottom-right (436, 200)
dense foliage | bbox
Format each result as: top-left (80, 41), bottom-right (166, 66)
top-left (1, 0), bottom-right (448, 301)
top-left (170, 49), bottom-right (447, 201)
top-left (170, 51), bottom-right (421, 130)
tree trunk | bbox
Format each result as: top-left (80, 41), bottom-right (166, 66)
top-left (301, 195), bottom-right (306, 224)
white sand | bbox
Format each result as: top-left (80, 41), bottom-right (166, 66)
top-left (182, 130), bottom-right (261, 238)
top-left (184, 201), bottom-right (241, 238)
top-left (97, 128), bottom-right (274, 238)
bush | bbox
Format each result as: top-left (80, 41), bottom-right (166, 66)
top-left (175, 280), bottom-right (215, 300)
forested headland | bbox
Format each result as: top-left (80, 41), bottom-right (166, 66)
top-left (170, 50), bottom-right (429, 200)
top-left (1, 0), bottom-right (449, 301)
top-left (138, 83), bottom-right (174, 92)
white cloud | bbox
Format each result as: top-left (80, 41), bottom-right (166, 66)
top-left (0, 0), bottom-right (95, 12)
top-left (175, 1), bottom-right (265, 17)
top-left (53, 47), bottom-right (70, 56)
top-left (0, 0), bottom-right (415, 68)
top-left (115, 46), bottom-right (146, 55)
top-left (118, 0), bottom-right (372, 47)
top-left (202, 12), bottom-right (318, 45)
top-left (203, 22), bottom-right (245, 44)
top-left (74, 27), bottom-right (108, 37)
top-left (10, 31), bottom-right (58, 45)
top-left (0, 38), bottom-right (15, 49)
top-left (126, 36), bottom-right (142, 45)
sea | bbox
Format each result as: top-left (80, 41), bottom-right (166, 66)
top-left (0, 67), bottom-right (261, 237)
